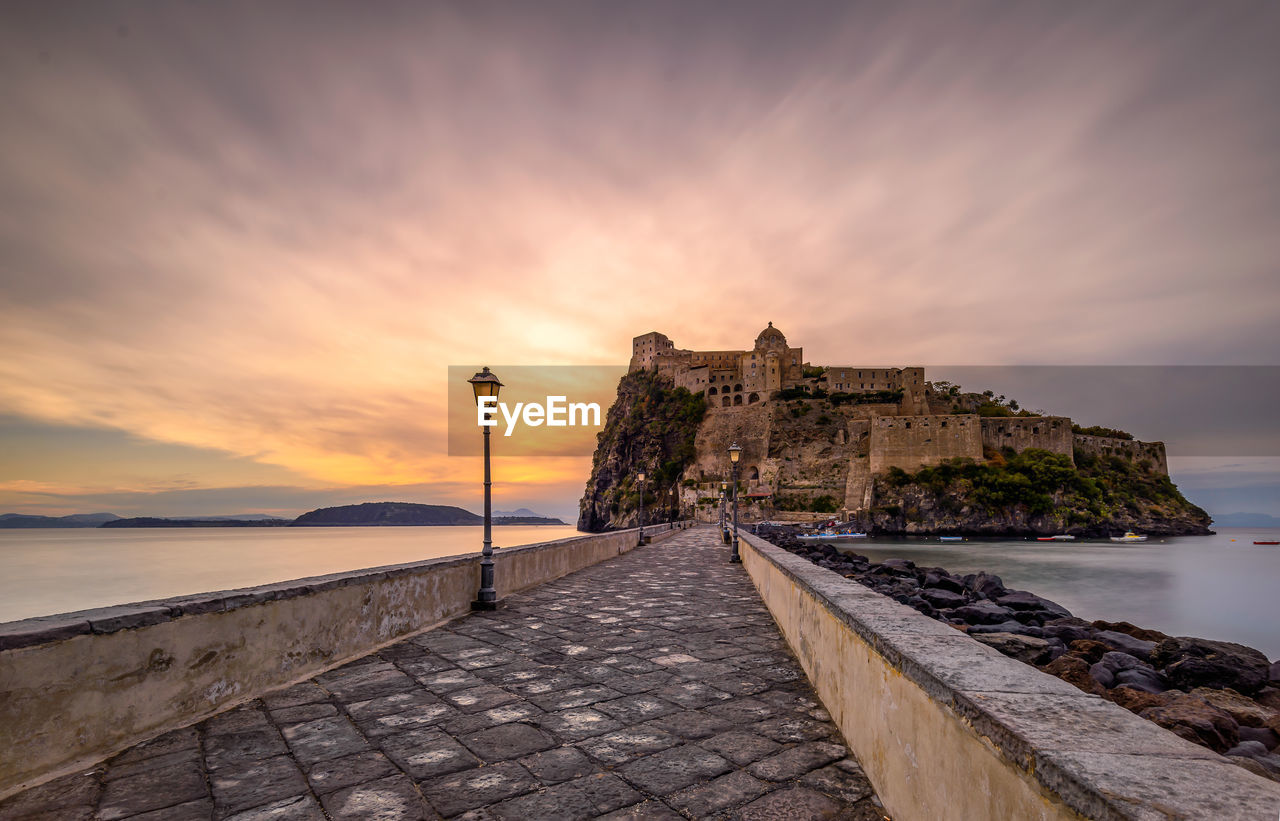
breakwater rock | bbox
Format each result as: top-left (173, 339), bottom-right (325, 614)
top-left (757, 524), bottom-right (1280, 781)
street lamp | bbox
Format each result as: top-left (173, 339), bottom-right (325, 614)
top-left (468, 366), bottom-right (503, 610)
top-left (728, 443), bottom-right (742, 563)
top-left (637, 471), bottom-right (646, 545)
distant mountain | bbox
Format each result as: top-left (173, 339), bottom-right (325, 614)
top-left (0, 512), bottom-right (121, 528)
top-left (1212, 512), bottom-right (1280, 527)
top-left (291, 502), bottom-right (565, 527)
top-left (494, 508), bottom-right (551, 519)
top-left (102, 517), bottom-right (291, 528)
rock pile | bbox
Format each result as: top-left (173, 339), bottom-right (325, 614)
top-left (757, 524), bottom-right (1280, 781)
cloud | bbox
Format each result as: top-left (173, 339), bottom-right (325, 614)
top-left (0, 1), bottom-right (1277, 513)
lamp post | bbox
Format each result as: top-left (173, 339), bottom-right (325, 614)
top-left (728, 443), bottom-right (742, 563)
top-left (637, 471), bottom-right (646, 545)
top-left (468, 366), bottom-right (503, 610)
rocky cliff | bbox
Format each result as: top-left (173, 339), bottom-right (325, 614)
top-left (863, 448), bottom-right (1211, 536)
top-left (577, 371), bottom-right (706, 532)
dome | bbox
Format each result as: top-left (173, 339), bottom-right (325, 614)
top-left (754, 321), bottom-right (787, 350)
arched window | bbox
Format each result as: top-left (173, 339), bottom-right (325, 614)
top-left (708, 387), bottom-right (717, 395)
top-left (734, 394), bottom-right (743, 406)
top-left (734, 384), bottom-right (743, 392)
top-left (722, 396), bottom-right (731, 407)
top-left (748, 392), bottom-right (760, 404)
top-left (749, 466), bottom-right (760, 481)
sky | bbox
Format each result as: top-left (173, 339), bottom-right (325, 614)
top-left (1, 1), bottom-right (1278, 523)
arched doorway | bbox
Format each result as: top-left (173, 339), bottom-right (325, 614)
top-left (722, 396), bottom-right (731, 407)
top-left (747, 392), bottom-right (760, 404)
top-left (749, 466), bottom-right (760, 481)
top-left (733, 394), bottom-right (743, 406)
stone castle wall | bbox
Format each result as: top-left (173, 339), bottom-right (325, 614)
top-left (1074, 434), bottom-right (1169, 475)
top-left (868, 415), bottom-right (984, 474)
top-left (979, 416), bottom-right (1073, 459)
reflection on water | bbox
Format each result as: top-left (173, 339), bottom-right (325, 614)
top-left (0, 525), bottom-right (580, 623)
top-left (835, 527), bottom-right (1280, 659)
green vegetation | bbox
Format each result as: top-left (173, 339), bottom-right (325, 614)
top-left (881, 447), bottom-right (1201, 520)
top-left (1072, 424), bottom-right (1133, 440)
top-left (776, 387), bottom-right (812, 401)
top-left (829, 389), bottom-right (903, 406)
top-left (801, 365), bottom-right (826, 379)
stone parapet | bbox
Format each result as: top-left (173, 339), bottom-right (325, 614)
top-left (737, 530), bottom-right (1280, 820)
top-left (0, 523), bottom-right (690, 798)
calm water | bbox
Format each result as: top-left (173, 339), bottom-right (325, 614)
top-left (0, 525), bottom-right (579, 624)
top-left (837, 527), bottom-right (1280, 660)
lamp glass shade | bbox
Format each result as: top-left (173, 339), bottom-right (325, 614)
top-left (728, 442), bottom-right (742, 463)
top-left (468, 367), bottom-right (504, 403)
top-left (637, 472), bottom-right (646, 482)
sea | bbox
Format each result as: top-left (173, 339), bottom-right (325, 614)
top-left (1, 524), bottom-right (1276, 660)
top-left (0, 525), bottom-right (578, 625)
top-left (837, 527), bottom-right (1280, 660)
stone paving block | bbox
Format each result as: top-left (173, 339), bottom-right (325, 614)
top-left (122, 797), bottom-right (213, 820)
top-left (642, 710), bottom-right (734, 740)
top-left (596, 800), bottom-right (683, 820)
top-left (348, 690), bottom-right (445, 720)
top-left (569, 772), bottom-right (646, 814)
top-left (798, 761), bottom-right (875, 804)
top-left (419, 760), bottom-right (539, 816)
top-left (594, 693), bottom-right (682, 723)
top-left (204, 707), bottom-right (273, 736)
top-left (616, 743), bottom-right (733, 795)
top-left (98, 757), bottom-right (209, 820)
top-left (651, 679), bottom-right (732, 709)
top-left (104, 747), bottom-right (203, 781)
top-left (487, 780), bottom-right (598, 821)
top-left (667, 769), bottom-right (770, 816)
top-left (736, 785), bottom-right (847, 820)
top-left (223, 794), bottom-right (325, 820)
top-left (209, 755), bottom-right (308, 816)
top-left (460, 723), bottom-right (558, 762)
top-left (394, 656), bottom-right (457, 678)
top-left (269, 702), bottom-right (339, 725)
top-left (320, 774), bottom-right (429, 820)
top-left (752, 715), bottom-right (837, 744)
top-left (747, 741), bottom-right (848, 782)
top-left (518, 746), bottom-right (596, 785)
top-left (0, 770), bottom-right (101, 819)
top-left (110, 727), bottom-right (200, 766)
top-left (322, 664), bottom-right (418, 702)
top-left (356, 702), bottom-right (457, 738)
top-left (698, 730), bottom-right (783, 766)
top-left (204, 728), bottom-right (290, 772)
top-left (527, 683), bottom-right (622, 711)
top-left (443, 684), bottom-right (520, 713)
top-left (576, 727), bottom-right (681, 766)
top-left (507, 673), bottom-right (586, 696)
top-left (415, 668), bottom-right (486, 693)
top-left (378, 728), bottom-right (481, 780)
top-left (533, 708), bottom-right (623, 741)
top-left (260, 682), bottom-right (331, 710)
top-left (605, 672), bottom-right (673, 695)
top-left (281, 716), bottom-right (371, 768)
top-left (306, 751), bottom-right (398, 796)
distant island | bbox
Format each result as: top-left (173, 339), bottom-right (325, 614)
top-left (290, 502), bottom-right (566, 527)
top-left (0, 504), bottom-right (566, 528)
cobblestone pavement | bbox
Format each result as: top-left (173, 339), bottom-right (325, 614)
top-left (0, 526), bottom-right (889, 821)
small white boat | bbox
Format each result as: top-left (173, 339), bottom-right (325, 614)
top-left (1036, 535), bottom-right (1076, 542)
top-left (938, 536), bottom-right (965, 542)
top-left (797, 532), bottom-right (868, 542)
top-left (1110, 531), bottom-right (1148, 543)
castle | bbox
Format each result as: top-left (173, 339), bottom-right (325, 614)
top-left (629, 324), bottom-right (1168, 517)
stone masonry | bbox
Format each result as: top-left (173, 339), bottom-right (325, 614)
top-left (0, 528), bottom-right (888, 821)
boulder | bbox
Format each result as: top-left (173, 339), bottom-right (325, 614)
top-left (1224, 741), bottom-right (1280, 777)
top-left (1150, 637), bottom-right (1271, 695)
top-left (961, 572), bottom-right (1006, 599)
top-left (1186, 687), bottom-right (1278, 728)
top-left (1068, 639), bottom-right (1111, 664)
top-left (1271, 660), bottom-right (1280, 687)
top-left (1238, 726), bottom-right (1280, 750)
top-left (1105, 686), bottom-right (1172, 715)
top-left (951, 600), bottom-right (1016, 626)
top-left (920, 588), bottom-right (966, 609)
top-left (922, 572), bottom-right (965, 594)
top-left (973, 632), bottom-right (1054, 665)
top-left (1091, 620), bottom-right (1169, 643)
top-left (1256, 688), bottom-right (1280, 712)
top-left (966, 620), bottom-right (1043, 637)
top-left (1141, 694), bottom-right (1240, 753)
top-left (1040, 654), bottom-right (1106, 696)
top-left (995, 590), bottom-right (1072, 618)
top-left (1041, 618), bottom-right (1095, 645)
top-left (1095, 630), bottom-right (1156, 662)
top-left (1114, 666), bottom-right (1169, 694)
top-left (1089, 662), bottom-right (1115, 688)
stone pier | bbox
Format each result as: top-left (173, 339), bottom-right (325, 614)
top-left (0, 528), bottom-right (887, 820)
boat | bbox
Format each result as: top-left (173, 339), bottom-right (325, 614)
top-left (1254, 540), bottom-right (1280, 545)
top-left (797, 532), bottom-right (868, 542)
top-left (1110, 531), bottom-right (1148, 543)
top-left (939, 536), bottom-right (964, 542)
top-left (1036, 535), bottom-right (1076, 541)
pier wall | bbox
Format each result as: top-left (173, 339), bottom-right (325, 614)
top-left (0, 524), bottom-right (688, 798)
top-left (738, 531), bottom-right (1280, 821)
